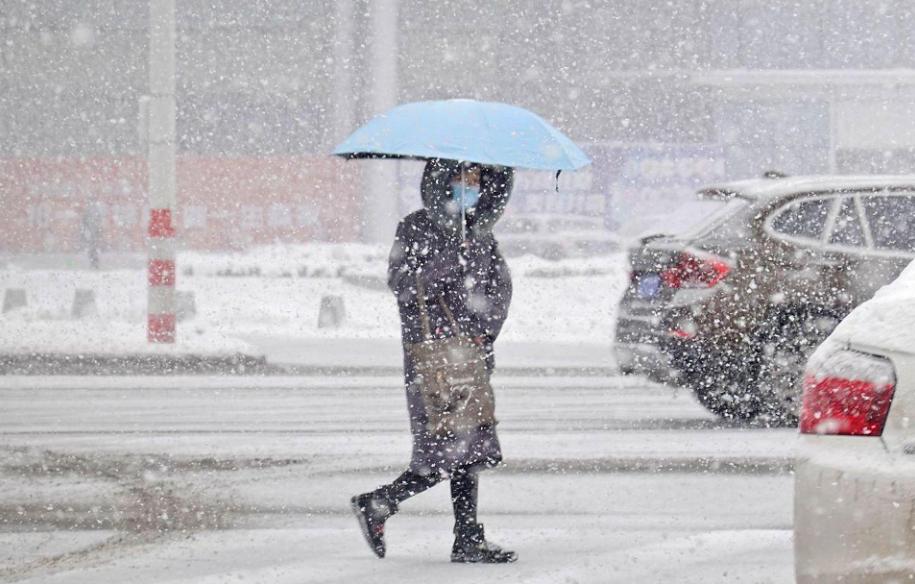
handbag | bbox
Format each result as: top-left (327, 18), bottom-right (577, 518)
top-left (406, 274), bottom-right (496, 437)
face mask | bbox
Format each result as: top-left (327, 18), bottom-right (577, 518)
top-left (451, 182), bottom-right (481, 211)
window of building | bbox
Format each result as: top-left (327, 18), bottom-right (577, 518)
top-left (240, 205), bottom-right (263, 231)
top-left (267, 203), bottom-right (292, 228)
top-left (184, 205), bottom-right (207, 229)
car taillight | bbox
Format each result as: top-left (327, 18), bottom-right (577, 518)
top-left (660, 252), bottom-right (730, 289)
top-left (799, 349), bottom-right (896, 436)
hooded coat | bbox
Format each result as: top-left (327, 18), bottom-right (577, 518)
top-left (388, 159), bottom-right (514, 476)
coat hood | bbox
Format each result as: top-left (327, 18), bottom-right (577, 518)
top-left (420, 159), bottom-right (514, 238)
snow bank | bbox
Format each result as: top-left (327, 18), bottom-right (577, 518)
top-left (827, 258), bottom-right (915, 354)
top-left (179, 243), bottom-right (388, 279)
top-left (0, 245), bottom-right (629, 358)
top-left (0, 320), bottom-right (255, 356)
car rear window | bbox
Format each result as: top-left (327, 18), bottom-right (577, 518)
top-left (677, 198), bottom-right (751, 239)
top-left (863, 194), bottom-right (915, 252)
top-left (770, 198), bottom-right (832, 241)
top-left (828, 197), bottom-right (866, 247)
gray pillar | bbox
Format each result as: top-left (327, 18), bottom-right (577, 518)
top-left (148, 0), bottom-right (177, 212)
top-left (362, 0), bottom-right (400, 244)
top-left (331, 0), bottom-right (355, 146)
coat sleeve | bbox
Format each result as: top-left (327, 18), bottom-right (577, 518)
top-left (461, 240), bottom-right (512, 341)
top-left (388, 218), bottom-right (460, 304)
top-left (387, 220), bottom-right (416, 303)
top-left (482, 246), bottom-right (512, 341)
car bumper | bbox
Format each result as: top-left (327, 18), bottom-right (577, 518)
top-left (794, 435), bottom-right (915, 583)
top-left (614, 342), bottom-right (679, 383)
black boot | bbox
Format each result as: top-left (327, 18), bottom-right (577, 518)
top-left (451, 523), bottom-right (517, 563)
top-left (351, 493), bottom-right (396, 558)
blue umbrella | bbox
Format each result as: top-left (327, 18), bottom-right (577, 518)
top-left (333, 99), bottom-right (591, 171)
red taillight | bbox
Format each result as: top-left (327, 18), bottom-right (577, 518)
top-left (660, 252), bottom-right (730, 289)
top-left (799, 349), bottom-right (896, 436)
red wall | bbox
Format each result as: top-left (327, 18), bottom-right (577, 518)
top-left (0, 156), bottom-right (362, 252)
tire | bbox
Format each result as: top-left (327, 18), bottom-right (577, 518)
top-left (753, 312), bottom-right (841, 427)
top-left (678, 349), bottom-right (762, 422)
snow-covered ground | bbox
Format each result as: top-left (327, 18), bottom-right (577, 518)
top-left (0, 246), bottom-right (628, 368)
top-left (0, 247), bottom-right (797, 581)
top-left (0, 373), bottom-right (796, 583)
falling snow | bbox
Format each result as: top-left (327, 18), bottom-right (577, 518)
top-left (2, 1), bottom-right (915, 582)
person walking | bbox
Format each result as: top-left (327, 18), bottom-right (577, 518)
top-left (351, 159), bottom-right (517, 563)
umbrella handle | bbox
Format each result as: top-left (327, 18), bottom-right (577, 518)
top-left (461, 167), bottom-right (466, 241)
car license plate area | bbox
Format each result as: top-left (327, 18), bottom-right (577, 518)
top-left (636, 273), bottom-right (662, 300)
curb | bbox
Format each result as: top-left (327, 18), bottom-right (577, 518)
top-left (317, 456), bottom-right (795, 477)
top-left (273, 364), bottom-right (620, 377)
top-left (0, 353), bottom-right (273, 375)
top-left (0, 355), bottom-right (620, 377)
top-left (496, 456), bottom-right (795, 475)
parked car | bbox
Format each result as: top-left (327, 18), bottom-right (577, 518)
top-left (495, 214), bottom-right (621, 259)
top-left (794, 260), bottom-right (915, 582)
top-left (615, 175), bottom-right (915, 423)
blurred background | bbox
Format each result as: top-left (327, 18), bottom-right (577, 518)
top-left (7, 0), bottom-right (915, 255)
top-left (3, 6), bottom-right (914, 578)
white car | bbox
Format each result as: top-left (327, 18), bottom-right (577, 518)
top-left (795, 260), bottom-right (915, 582)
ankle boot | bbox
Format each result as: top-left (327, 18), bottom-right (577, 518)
top-left (451, 523), bottom-right (517, 563)
top-left (351, 492), bottom-right (396, 558)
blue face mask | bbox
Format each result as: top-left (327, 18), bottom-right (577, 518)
top-left (451, 182), bottom-right (481, 211)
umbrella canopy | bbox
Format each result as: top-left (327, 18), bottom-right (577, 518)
top-left (333, 99), bottom-right (591, 171)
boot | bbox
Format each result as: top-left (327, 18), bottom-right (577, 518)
top-left (451, 523), bottom-right (517, 563)
top-left (351, 493), bottom-right (396, 558)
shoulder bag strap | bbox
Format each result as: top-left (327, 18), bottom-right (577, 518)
top-left (438, 295), bottom-right (462, 335)
top-left (415, 273), bottom-right (432, 340)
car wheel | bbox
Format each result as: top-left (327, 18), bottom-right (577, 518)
top-left (754, 312), bottom-right (841, 427)
top-left (680, 352), bottom-right (762, 422)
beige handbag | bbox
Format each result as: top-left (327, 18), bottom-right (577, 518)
top-left (406, 275), bottom-right (496, 437)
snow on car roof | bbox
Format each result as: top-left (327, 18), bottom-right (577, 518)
top-left (699, 175), bottom-right (915, 202)
top-left (825, 258), bottom-right (915, 356)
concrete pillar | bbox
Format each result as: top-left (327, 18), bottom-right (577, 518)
top-left (331, 0), bottom-right (355, 146)
top-left (318, 295), bottom-right (346, 328)
top-left (72, 289), bottom-right (98, 318)
top-left (176, 290), bottom-right (196, 322)
top-left (2, 289), bottom-right (26, 313)
top-left (362, 0), bottom-right (400, 244)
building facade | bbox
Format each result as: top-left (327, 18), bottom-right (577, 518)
top-left (4, 0), bottom-right (915, 250)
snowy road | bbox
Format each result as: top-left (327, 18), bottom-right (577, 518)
top-left (0, 374), bottom-right (796, 583)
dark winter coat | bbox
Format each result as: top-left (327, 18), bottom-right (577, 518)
top-left (388, 159), bottom-right (514, 477)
